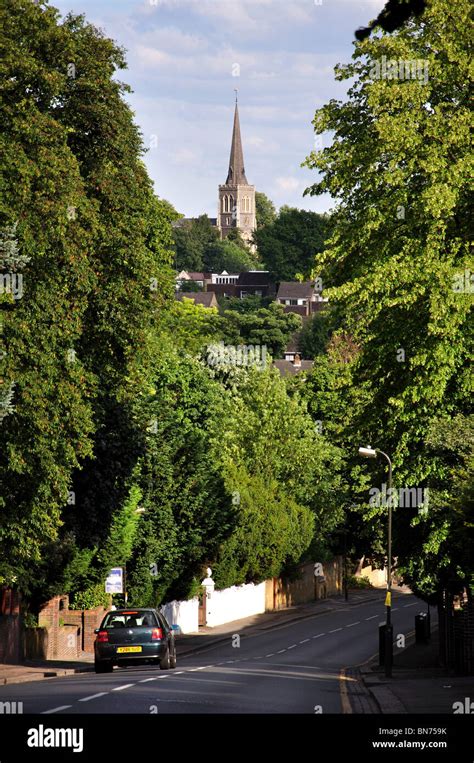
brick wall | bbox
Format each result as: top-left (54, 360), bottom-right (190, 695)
top-left (37, 596), bottom-right (106, 659)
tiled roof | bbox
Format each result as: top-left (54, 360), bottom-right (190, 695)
top-left (276, 281), bottom-right (315, 299)
top-left (273, 360), bottom-right (314, 377)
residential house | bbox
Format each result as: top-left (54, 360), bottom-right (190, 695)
top-left (175, 271), bottom-right (212, 291)
top-left (276, 281), bottom-right (327, 317)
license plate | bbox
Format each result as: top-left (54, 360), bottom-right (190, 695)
top-left (117, 646), bottom-right (142, 654)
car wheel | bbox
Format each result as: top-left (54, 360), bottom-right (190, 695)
top-left (95, 659), bottom-right (113, 674)
top-left (170, 644), bottom-right (177, 669)
top-left (160, 645), bottom-right (171, 670)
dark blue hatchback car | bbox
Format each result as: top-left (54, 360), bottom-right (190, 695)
top-left (94, 608), bottom-right (179, 673)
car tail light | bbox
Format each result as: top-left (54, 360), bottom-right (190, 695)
top-left (151, 628), bottom-right (163, 640)
top-left (97, 630), bottom-right (109, 643)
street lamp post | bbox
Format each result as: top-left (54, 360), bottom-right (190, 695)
top-left (358, 446), bottom-right (393, 678)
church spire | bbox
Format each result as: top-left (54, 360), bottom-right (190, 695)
top-left (225, 96), bottom-right (248, 185)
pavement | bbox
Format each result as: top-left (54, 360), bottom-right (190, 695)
top-left (357, 613), bottom-right (473, 715)
top-left (0, 589), bottom-right (380, 686)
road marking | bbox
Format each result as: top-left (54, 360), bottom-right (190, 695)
top-left (404, 603), bottom-right (416, 607)
top-left (329, 628), bottom-right (342, 633)
top-left (277, 649), bottom-right (286, 654)
top-left (365, 615), bottom-right (378, 620)
top-left (173, 671), bottom-right (184, 675)
top-left (254, 656), bottom-right (263, 659)
top-left (288, 644), bottom-right (296, 650)
top-left (79, 692), bottom-right (108, 702)
top-left (139, 677), bottom-right (157, 683)
top-left (339, 668), bottom-right (353, 715)
top-left (112, 683), bottom-right (135, 691)
top-left (345, 622), bottom-right (360, 628)
top-left (312, 633), bottom-right (325, 639)
top-left (300, 638), bottom-right (310, 644)
top-left (392, 608), bottom-right (398, 612)
top-left (265, 653), bottom-right (275, 657)
top-left (41, 706), bottom-right (72, 714)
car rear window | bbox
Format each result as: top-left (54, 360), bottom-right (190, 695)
top-left (101, 611), bottom-right (158, 629)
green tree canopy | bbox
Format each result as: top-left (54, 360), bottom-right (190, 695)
top-left (254, 207), bottom-right (332, 281)
top-left (222, 302), bottom-right (302, 359)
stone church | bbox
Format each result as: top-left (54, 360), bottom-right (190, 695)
top-left (217, 99), bottom-right (256, 247)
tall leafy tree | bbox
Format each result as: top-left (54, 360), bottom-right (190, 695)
top-left (303, 0), bottom-right (472, 596)
top-left (0, 1), bottom-right (175, 597)
top-left (254, 206), bottom-right (332, 281)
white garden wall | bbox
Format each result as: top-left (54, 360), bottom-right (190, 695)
top-left (205, 582), bottom-right (266, 628)
top-left (160, 597), bottom-right (199, 634)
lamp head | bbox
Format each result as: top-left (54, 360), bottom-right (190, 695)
top-left (358, 446), bottom-right (377, 458)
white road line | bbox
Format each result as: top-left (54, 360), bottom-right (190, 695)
top-left (79, 692), bottom-right (108, 702)
top-left (392, 608), bottom-right (398, 612)
top-left (300, 639), bottom-right (310, 644)
top-left (329, 628), bottom-right (342, 633)
top-left (288, 644), bottom-right (297, 650)
top-left (345, 622), bottom-right (360, 628)
top-left (277, 649), bottom-right (286, 654)
top-left (254, 656), bottom-right (263, 659)
top-left (312, 633), bottom-right (325, 639)
top-left (139, 677), bottom-right (157, 683)
top-left (404, 603), bottom-right (416, 607)
top-left (41, 706), bottom-right (72, 714)
top-left (265, 653), bottom-right (275, 657)
top-left (112, 683), bottom-right (135, 691)
top-left (173, 671), bottom-right (184, 675)
top-left (365, 615), bottom-right (378, 620)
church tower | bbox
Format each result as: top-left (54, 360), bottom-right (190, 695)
top-left (218, 97), bottom-right (256, 247)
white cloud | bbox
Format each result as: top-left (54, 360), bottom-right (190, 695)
top-left (276, 176), bottom-right (301, 192)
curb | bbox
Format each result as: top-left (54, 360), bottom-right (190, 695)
top-left (1, 665), bottom-right (94, 685)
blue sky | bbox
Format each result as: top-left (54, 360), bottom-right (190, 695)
top-left (52, 0), bottom-right (386, 217)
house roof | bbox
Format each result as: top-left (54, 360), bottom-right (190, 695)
top-left (176, 292), bottom-right (217, 308)
top-left (238, 271), bottom-right (274, 286)
top-left (277, 281), bottom-right (315, 299)
top-left (273, 360), bottom-right (314, 377)
top-left (186, 272), bottom-right (208, 280)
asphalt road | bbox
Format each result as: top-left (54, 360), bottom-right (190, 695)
top-left (0, 592), bottom-right (423, 714)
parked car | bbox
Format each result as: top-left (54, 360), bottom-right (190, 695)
top-left (94, 608), bottom-right (180, 674)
